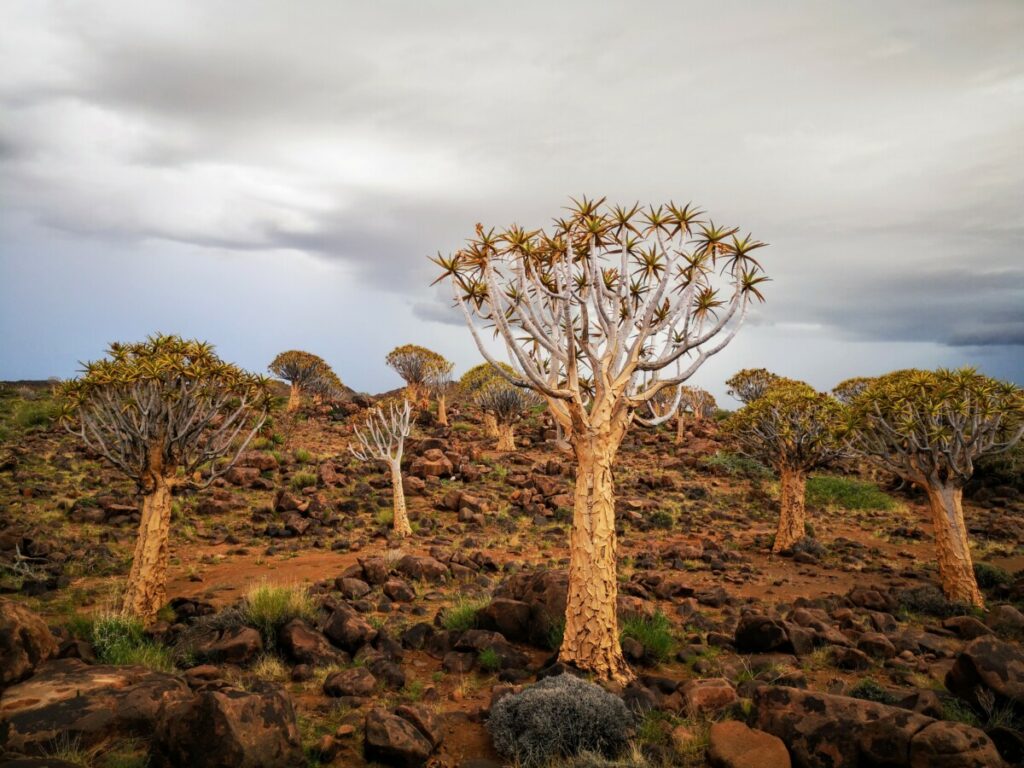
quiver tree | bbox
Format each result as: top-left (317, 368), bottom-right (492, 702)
top-left (460, 362), bottom-right (516, 437)
top-left (308, 368), bottom-right (346, 404)
top-left (475, 381), bottom-right (541, 451)
top-left (727, 380), bottom-right (845, 553)
top-left (269, 350), bottom-right (337, 412)
top-left (652, 385), bottom-right (718, 443)
top-left (434, 196), bottom-right (767, 682)
top-left (844, 368), bottom-right (1024, 607)
top-left (59, 334), bottom-right (270, 623)
top-left (832, 376), bottom-right (873, 404)
top-left (349, 399), bottom-right (414, 537)
top-left (426, 361), bottom-right (455, 427)
top-left (726, 368), bottom-right (782, 404)
top-left (385, 345), bottom-right (448, 408)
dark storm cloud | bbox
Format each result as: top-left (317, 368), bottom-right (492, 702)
top-left (1, 0), bottom-right (1023, 385)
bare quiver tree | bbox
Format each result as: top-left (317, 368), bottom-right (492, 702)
top-left (832, 376), bottom-right (873, 405)
top-left (726, 368), bottom-right (782, 405)
top-left (427, 360), bottom-right (455, 427)
top-left (434, 196), bottom-right (768, 682)
top-left (475, 381), bottom-right (540, 451)
top-left (269, 350), bottom-right (337, 412)
top-left (845, 368), bottom-right (1024, 607)
top-left (385, 345), bottom-right (448, 408)
top-left (460, 362), bottom-right (515, 438)
top-left (727, 380), bottom-right (845, 553)
top-left (59, 334), bottom-right (270, 623)
top-left (350, 399), bottom-right (414, 537)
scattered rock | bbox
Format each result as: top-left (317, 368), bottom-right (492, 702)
top-left (0, 598), bottom-right (57, 688)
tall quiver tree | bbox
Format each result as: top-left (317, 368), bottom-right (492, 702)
top-left (350, 399), bottom-right (413, 537)
top-left (460, 362), bottom-right (515, 438)
top-left (475, 381), bottom-right (540, 451)
top-left (385, 345), bottom-right (447, 409)
top-left (59, 335), bottom-right (270, 623)
top-left (727, 380), bottom-right (845, 553)
top-left (269, 350), bottom-right (335, 412)
top-left (435, 196), bottom-right (768, 682)
top-left (427, 361), bottom-right (455, 427)
top-left (845, 369), bottom-right (1024, 607)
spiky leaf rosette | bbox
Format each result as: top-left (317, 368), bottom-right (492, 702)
top-left (474, 381), bottom-right (542, 426)
top-left (832, 376), bottom-right (873, 405)
top-left (844, 368), bottom-right (1024, 486)
top-left (725, 368), bottom-right (787, 405)
top-left (385, 344), bottom-right (448, 387)
top-left (459, 362), bottom-right (518, 395)
top-left (433, 196), bottom-right (768, 428)
top-left (727, 380), bottom-right (846, 472)
top-left (59, 334), bottom-right (271, 487)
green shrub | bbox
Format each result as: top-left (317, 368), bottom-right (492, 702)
top-left (849, 677), bottom-right (899, 705)
top-left (442, 596), bottom-right (488, 632)
top-left (91, 613), bottom-right (175, 672)
top-left (805, 475), bottom-right (895, 511)
top-left (700, 451), bottom-right (772, 480)
top-left (620, 610), bottom-right (675, 663)
top-left (290, 472), bottom-right (317, 490)
top-left (243, 581), bottom-right (318, 647)
top-left (974, 562), bottom-right (1011, 589)
top-left (547, 618), bottom-right (566, 651)
top-left (15, 400), bottom-right (59, 429)
top-left (478, 647), bottom-right (502, 672)
top-left (897, 585), bottom-right (972, 619)
top-left (648, 509), bottom-right (674, 529)
top-left (294, 448), bottom-right (313, 464)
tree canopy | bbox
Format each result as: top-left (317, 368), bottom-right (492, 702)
top-left (385, 344), bottom-right (449, 387)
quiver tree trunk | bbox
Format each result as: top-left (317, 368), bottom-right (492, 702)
top-left (483, 412), bottom-right (498, 439)
top-left (773, 467), bottom-right (807, 554)
top-left (559, 425), bottom-right (631, 683)
top-left (287, 383), bottom-right (301, 413)
top-left (496, 423), bottom-right (515, 452)
top-left (675, 412), bottom-right (685, 444)
top-left (926, 485), bottom-right (983, 607)
top-left (122, 474), bottom-right (173, 624)
top-left (390, 460), bottom-right (412, 537)
top-left (437, 395), bottom-right (448, 427)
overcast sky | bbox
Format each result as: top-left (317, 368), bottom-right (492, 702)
top-left (1, 1), bottom-right (1021, 403)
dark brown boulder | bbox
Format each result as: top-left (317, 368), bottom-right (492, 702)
top-left (909, 720), bottom-right (1006, 768)
top-left (708, 719), bottom-right (791, 768)
top-left (323, 667), bottom-right (377, 697)
top-left (946, 635), bottom-right (1024, 709)
top-left (0, 659), bottom-right (191, 753)
top-left (364, 708), bottom-right (434, 767)
top-left (0, 598), bottom-right (57, 688)
top-left (152, 682), bottom-right (303, 768)
top-left (277, 619), bottom-right (345, 667)
top-left (192, 626), bottom-right (263, 665)
top-left (322, 606), bottom-right (377, 652)
top-left (395, 554), bottom-right (449, 583)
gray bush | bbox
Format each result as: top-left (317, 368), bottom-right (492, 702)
top-left (487, 674), bottom-right (634, 767)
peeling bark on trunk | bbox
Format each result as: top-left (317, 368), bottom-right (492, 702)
top-left (286, 383), bottom-right (301, 413)
top-left (122, 474), bottom-right (173, 625)
top-left (773, 467), bottom-right (807, 554)
top-left (483, 413), bottom-right (498, 439)
top-left (496, 423), bottom-right (515, 451)
top-left (675, 412), bottom-right (685, 444)
top-left (559, 422), bottom-right (632, 684)
top-left (437, 395), bottom-right (448, 427)
top-left (390, 460), bottom-right (412, 537)
top-left (926, 485), bottom-right (983, 607)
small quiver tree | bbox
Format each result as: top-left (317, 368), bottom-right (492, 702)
top-left (460, 362), bottom-right (516, 438)
top-left (844, 368), bottom-right (1024, 607)
top-left (269, 350), bottom-right (334, 412)
top-left (59, 335), bottom-right (270, 624)
top-left (349, 399), bottom-right (414, 537)
top-left (435, 196), bottom-right (768, 682)
top-left (832, 376), bottom-right (873, 405)
top-left (727, 380), bottom-right (845, 553)
top-left (385, 345), bottom-right (447, 408)
top-left (308, 368), bottom-right (346, 405)
top-left (426, 361), bottom-right (455, 427)
top-left (475, 381), bottom-right (540, 451)
top-left (726, 368), bottom-right (782, 405)
top-left (654, 385), bottom-right (717, 443)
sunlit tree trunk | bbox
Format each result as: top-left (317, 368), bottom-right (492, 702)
top-left (437, 394), bottom-right (448, 427)
top-left (560, 413), bottom-right (631, 684)
top-left (496, 423), bottom-right (515, 451)
top-left (287, 383), bottom-right (301, 413)
top-left (773, 467), bottom-right (807, 554)
top-left (390, 460), bottom-right (412, 537)
top-left (123, 462), bottom-right (173, 624)
top-left (675, 411), bottom-right (685, 444)
top-left (926, 485), bottom-right (983, 607)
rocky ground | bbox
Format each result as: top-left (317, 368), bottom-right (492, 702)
top-left (1, 380), bottom-right (1024, 768)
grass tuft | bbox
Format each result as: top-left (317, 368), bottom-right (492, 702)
top-left (243, 580), bottom-right (318, 648)
top-left (620, 610), bottom-right (675, 663)
top-left (442, 596), bottom-right (488, 632)
top-left (805, 475), bottom-right (896, 511)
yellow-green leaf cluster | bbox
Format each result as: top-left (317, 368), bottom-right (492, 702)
top-left (385, 344), bottom-right (449, 387)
